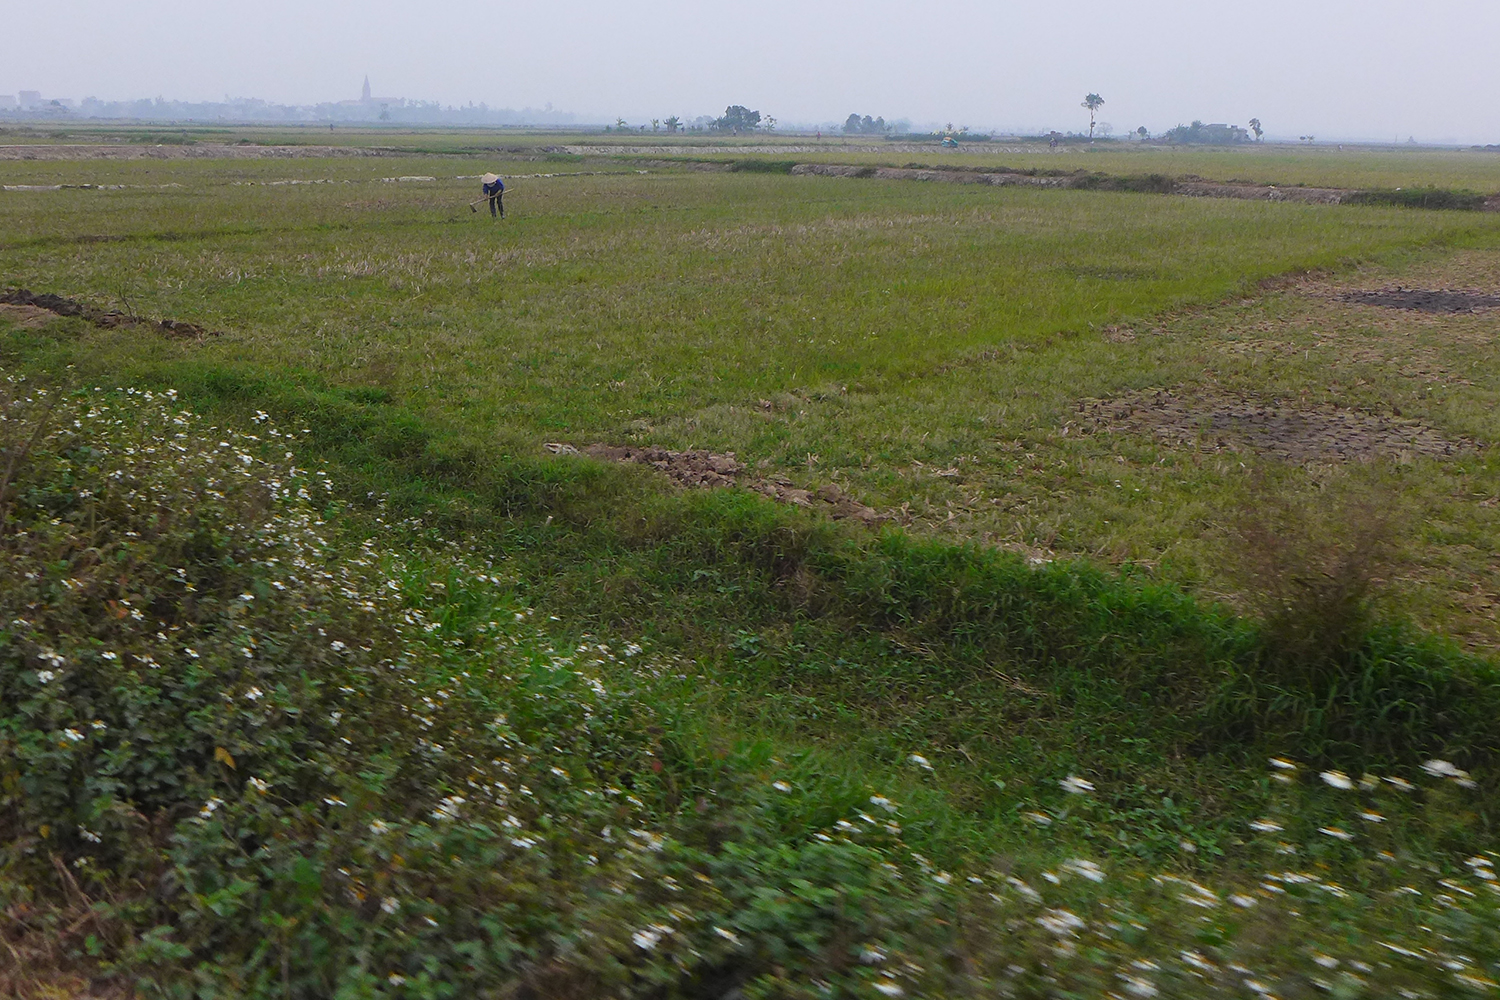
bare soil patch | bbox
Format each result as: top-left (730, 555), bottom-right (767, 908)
top-left (1074, 389), bottom-right (1473, 464)
top-left (0, 302), bottom-right (58, 328)
top-left (1336, 287), bottom-right (1500, 314)
top-left (0, 288), bottom-right (219, 340)
top-left (546, 443), bottom-right (884, 525)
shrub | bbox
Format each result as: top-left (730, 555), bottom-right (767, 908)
top-left (729, 159), bottom-right (797, 174)
top-left (1344, 187), bottom-right (1488, 211)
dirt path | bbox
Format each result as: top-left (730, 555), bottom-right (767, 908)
top-left (789, 163), bottom-right (1490, 209)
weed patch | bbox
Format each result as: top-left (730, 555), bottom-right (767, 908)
top-left (1345, 187), bottom-right (1489, 211)
top-left (5, 383), bottom-right (1500, 996)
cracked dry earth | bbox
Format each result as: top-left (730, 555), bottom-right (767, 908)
top-left (1073, 389), bottom-right (1472, 465)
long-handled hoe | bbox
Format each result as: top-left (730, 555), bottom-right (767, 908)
top-left (469, 186), bottom-right (510, 213)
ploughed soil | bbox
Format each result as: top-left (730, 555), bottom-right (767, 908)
top-left (1337, 287), bottom-right (1500, 313)
top-left (545, 443), bottom-right (884, 525)
top-left (0, 288), bottom-right (218, 340)
top-left (1075, 389), bottom-right (1472, 464)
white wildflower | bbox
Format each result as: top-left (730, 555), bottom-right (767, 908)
top-left (869, 795), bottom-right (898, 813)
top-left (1023, 811), bottom-right (1053, 826)
top-left (244, 686), bottom-right (264, 701)
top-left (431, 795), bottom-right (465, 821)
top-left (1059, 775), bottom-right (1094, 794)
top-left (908, 754), bottom-right (935, 772)
top-left (1319, 770), bottom-right (1353, 790)
top-left (1249, 819), bottom-right (1283, 833)
top-left (1119, 974), bottom-right (1158, 998)
top-left (872, 979), bottom-right (904, 997)
top-left (860, 947), bottom-right (886, 964)
top-left (380, 897), bottom-right (400, 915)
top-left (198, 797), bottom-right (224, 818)
top-left (1384, 776), bottom-right (1415, 792)
top-left (1359, 811), bottom-right (1385, 823)
top-left (1007, 877), bottom-right (1042, 903)
top-left (36, 670), bottom-right (55, 684)
top-left (1064, 858), bottom-right (1105, 882)
top-left (63, 728), bottom-right (84, 742)
top-left (713, 926), bottom-right (741, 945)
top-left (1037, 908), bottom-right (1084, 937)
top-left (369, 820), bottom-right (391, 835)
top-left (1229, 894), bottom-right (1257, 908)
top-left (1269, 757), bottom-right (1297, 770)
top-left (632, 926), bottom-right (666, 951)
top-left (1318, 826), bottom-right (1354, 842)
top-left (387, 973), bottom-right (406, 986)
top-left (247, 776), bottom-right (270, 794)
top-left (772, 781), bottom-right (792, 793)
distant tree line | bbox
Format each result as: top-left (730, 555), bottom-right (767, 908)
top-left (1162, 120), bottom-right (1251, 145)
top-left (713, 106), bottom-right (764, 133)
top-left (844, 114), bottom-right (890, 135)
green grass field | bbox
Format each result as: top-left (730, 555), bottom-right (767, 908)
top-left (5, 128), bottom-right (1500, 996)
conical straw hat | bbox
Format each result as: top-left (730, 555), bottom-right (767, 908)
top-left (480, 173), bottom-right (500, 184)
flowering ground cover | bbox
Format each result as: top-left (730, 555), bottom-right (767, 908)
top-left (4, 130), bottom-right (1500, 995)
top-left (4, 383), bottom-right (1500, 998)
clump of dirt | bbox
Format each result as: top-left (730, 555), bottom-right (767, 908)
top-left (547, 442), bottom-right (884, 525)
top-left (580, 444), bottom-right (744, 489)
top-left (0, 288), bottom-right (219, 340)
top-left (1075, 389), bottom-right (1473, 464)
top-left (1337, 287), bottom-right (1500, 313)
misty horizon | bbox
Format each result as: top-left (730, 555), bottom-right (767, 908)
top-left (5, 0), bottom-right (1499, 145)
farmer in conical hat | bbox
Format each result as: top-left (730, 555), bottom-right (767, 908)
top-left (481, 173), bottom-right (505, 219)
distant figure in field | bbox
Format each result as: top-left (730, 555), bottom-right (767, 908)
top-left (481, 173), bottom-right (505, 219)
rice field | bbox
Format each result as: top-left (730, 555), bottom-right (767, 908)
top-left (4, 128), bottom-right (1500, 995)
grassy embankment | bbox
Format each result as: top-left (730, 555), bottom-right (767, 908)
top-left (4, 142), bottom-right (1500, 993)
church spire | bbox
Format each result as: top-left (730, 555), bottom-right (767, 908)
top-left (362, 76), bottom-right (371, 102)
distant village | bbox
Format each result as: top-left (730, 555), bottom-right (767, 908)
top-left (0, 78), bottom-right (579, 126)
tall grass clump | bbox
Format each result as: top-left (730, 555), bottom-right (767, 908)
top-left (1207, 475), bottom-right (1500, 766)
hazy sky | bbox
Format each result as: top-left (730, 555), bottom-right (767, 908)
top-left (8, 0), bottom-right (1499, 142)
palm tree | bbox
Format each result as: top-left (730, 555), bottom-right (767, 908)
top-left (1081, 93), bottom-right (1104, 139)
top-left (650, 118), bottom-right (661, 132)
top-left (1249, 118), bottom-right (1264, 142)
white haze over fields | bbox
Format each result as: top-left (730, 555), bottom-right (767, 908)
top-left (6, 0), bottom-right (1499, 143)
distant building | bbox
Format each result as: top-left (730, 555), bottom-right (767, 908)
top-left (18, 90), bottom-right (42, 110)
top-left (0, 95), bottom-right (17, 110)
top-left (338, 77), bottom-right (404, 110)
